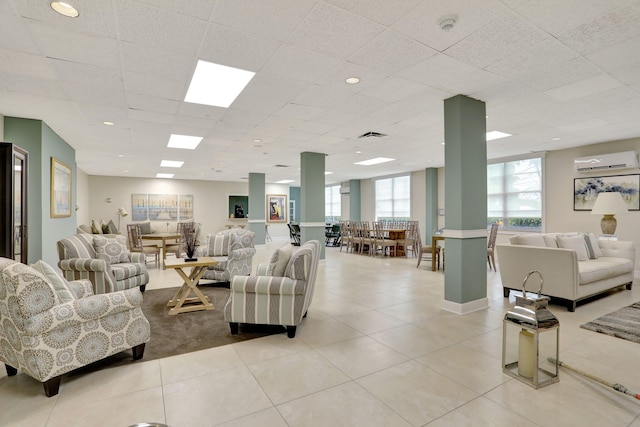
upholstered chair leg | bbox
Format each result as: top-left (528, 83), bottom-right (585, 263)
top-left (286, 326), bottom-right (296, 338)
top-left (503, 288), bottom-right (510, 298)
top-left (229, 322), bottom-right (239, 335)
top-left (627, 282), bottom-right (633, 290)
top-left (132, 343), bottom-right (146, 360)
top-left (5, 364), bottom-right (17, 376)
top-left (140, 284), bottom-right (146, 293)
top-left (43, 376), bottom-right (61, 397)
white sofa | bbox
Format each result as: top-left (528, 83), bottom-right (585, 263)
top-left (497, 233), bottom-right (635, 311)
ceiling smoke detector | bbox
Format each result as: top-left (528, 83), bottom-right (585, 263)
top-left (437, 14), bottom-right (458, 31)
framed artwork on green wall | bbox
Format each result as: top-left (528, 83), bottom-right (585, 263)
top-left (50, 157), bottom-right (71, 218)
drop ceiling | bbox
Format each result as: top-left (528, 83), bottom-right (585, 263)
top-left (1, 0), bottom-right (639, 185)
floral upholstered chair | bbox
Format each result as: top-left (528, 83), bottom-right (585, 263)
top-left (56, 233), bottom-right (149, 294)
top-left (224, 240), bottom-right (321, 338)
top-left (0, 258), bottom-right (150, 396)
top-left (196, 229), bottom-right (256, 284)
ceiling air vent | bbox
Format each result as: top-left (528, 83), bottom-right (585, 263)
top-left (358, 131), bottom-right (387, 139)
top-left (274, 164), bottom-right (290, 168)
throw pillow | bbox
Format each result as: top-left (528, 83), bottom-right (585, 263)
top-left (271, 244), bottom-right (294, 277)
top-left (512, 234), bottom-right (546, 247)
top-left (139, 221), bottom-right (152, 234)
top-left (584, 233), bottom-right (602, 259)
top-left (94, 235), bottom-right (129, 263)
top-left (105, 219), bottom-right (118, 234)
top-left (78, 224), bottom-right (93, 234)
top-left (30, 260), bottom-right (76, 303)
top-left (91, 219), bottom-right (103, 234)
top-left (557, 235), bottom-right (589, 261)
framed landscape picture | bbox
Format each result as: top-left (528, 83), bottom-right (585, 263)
top-left (574, 174), bottom-right (640, 211)
top-left (50, 157), bottom-right (72, 218)
top-left (267, 194), bottom-right (287, 222)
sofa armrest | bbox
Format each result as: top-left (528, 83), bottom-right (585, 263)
top-left (598, 240), bottom-right (636, 261)
top-left (496, 244), bottom-right (579, 300)
top-left (255, 263), bottom-right (272, 276)
top-left (230, 275), bottom-right (305, 295)
top-left (21, 287), bottom-right (144, 335)
top-left (58, 258), bottom-right (109, 272)
top-left (228, 247), bottom-right (256, 261)
top-left (68, 279), bottom-right (95, 298)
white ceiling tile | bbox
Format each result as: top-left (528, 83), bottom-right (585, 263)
top-left (231, 93), bottom-right (288, 115)
top-left (444, 13), bottom-right (548, 68)
top-left (517, 57), bottom-right (602, 92)
top-left (274, 103), bottom-right (327, 121)
top-left (62, 81), bottom-right (126, 107)
top-left (286, 2), bottom-right (385, 59)
top-left (116, 1), bottom-right (207, 56)
top-left (0, 74), bottom-right (67, 99)
top-left (324, 0), bottom-right (421, 26)
top-left (0, 12), bottom-right (39, 54)
top-left (293, 83), bottom-right (354, 109)
top-left (348, 30), bottom-right (438, 75)
top-left (48, 58), bottom-right (122, 88)
top-left (0, 47), bottom-right (58, 79)
top-left (128, 108), bottom-right (174, 125)
top-left (544, 74), bottom-right (624, 101)
top-left (123, 71), bottom-right (185, 100)
top-left (121, 42), bottom-right (194, 82)
top-left (261, 45), bottom-right (340, 82)
top-left (586, 35), bottom-right (640, 76)
top-left (134, 0), bottom-right (215, 19)
top-left (126, 93), bottom-right (180, 115)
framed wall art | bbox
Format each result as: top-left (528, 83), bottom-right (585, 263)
top-left (267, 194), bottom-right (287, 223)
top-left (50, 157), bottom-right (72, 218)
top-left (573, 174), bottom-right (640, 211)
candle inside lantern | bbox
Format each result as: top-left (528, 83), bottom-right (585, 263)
top-left (518, 329), bottom-right (535, 378)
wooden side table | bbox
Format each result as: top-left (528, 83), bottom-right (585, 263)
top-left (164, 257), bottom-right (217, 315)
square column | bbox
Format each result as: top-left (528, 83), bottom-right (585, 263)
top-left (248, 173), bottom-right (266, 244)
top-left (443, 95), bottom-right (489, 314)
top-left (300, 151), bottom-right (325, 259)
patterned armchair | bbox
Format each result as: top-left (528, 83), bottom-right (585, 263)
top-left (56, 233), bottom-right (149, 294)
top-left (224, 240), bottom-right (321, 338)
top-left (0, 258), bottom-right (150, 397)
top-left (196, 229), bottom-right (256, 283)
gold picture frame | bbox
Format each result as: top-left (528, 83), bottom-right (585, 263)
top-left (267, 194), bottom-right (287, 223)
top-left (50, 157), bottom-right (72, 218)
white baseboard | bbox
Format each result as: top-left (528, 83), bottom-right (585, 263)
top-left (441, 297), bottom-right (489, 315)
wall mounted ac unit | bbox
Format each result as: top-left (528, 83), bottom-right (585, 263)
top-left (574, 151), bottom-right (639, 172)
top-left (339, 186), bottom-right (350, 194)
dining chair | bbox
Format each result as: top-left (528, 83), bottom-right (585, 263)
top-left (371, 221), bottom-right (396, 257)
top-left (126, 223), bottom-right (160, 267)
top-left (416, 232), bottom-right (440, 269)
top-left (487, 223), bottom-right (499, 271)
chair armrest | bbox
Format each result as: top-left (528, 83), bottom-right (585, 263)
top-left (58, 258), bottom-right (109, 272)
top-left (128, 252), bottom-right (145, 264)
top-left (228, 247), bottom-right (256, 261)
top-left (230, 275), bottom-right (305, 295)
top-left (195, 245), bottom-right (209, 257)
top-left (67, 279), bottom-right (95, 298)
top-left (22, 288), bottom-right (144, 335)
top-left (256, 263), bottom-right (272, 275)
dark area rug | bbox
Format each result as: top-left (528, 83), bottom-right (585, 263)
top-left (70, 283), bottom-right (283, 375)
top-left (580, 301), bottom-right (640, 344)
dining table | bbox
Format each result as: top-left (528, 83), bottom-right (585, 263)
top-left (141, 232), bottom-right (180, 263)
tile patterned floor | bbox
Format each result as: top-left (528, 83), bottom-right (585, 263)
top-left (2, 240), bottom-right (640, 426)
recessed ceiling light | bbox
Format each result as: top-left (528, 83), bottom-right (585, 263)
top-left (325, 171), bottom-right (333, 175)
top-left (551, 137), bottom-right (561, 141)
top-left (123, 170), bottom-right (129, 173)
top-left (252, 139), bottom-right (261, 143)
top-left (103, 121), bottom-right (114, 126)
top-left (184, 60), bottom-right (255, 108)
top-left (486, 131), bottom-right (512, 141)
top-left (50, 1), bottom-right (79, 18)
top-left (160, 160), bottom-right (184, 168)
top-left (276, 180), bottom-right (295, 184)
top-left (167, 134), bottom-right (203, 150)
top-left (345, 77), bottom-right (360, 85)
top-left (116, 154), bottom-right (124, 158)
top-left (355, 151), bottom-right (362, 154)
top-left (156, 173), bottom-right (174, 179)
top-left (354, 157), bottom-right (395, 166)
top-left (441, 142), bottom-right (445, 145)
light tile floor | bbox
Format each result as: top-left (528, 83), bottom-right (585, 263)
top-left (2, 240), bottom-right (640, 426)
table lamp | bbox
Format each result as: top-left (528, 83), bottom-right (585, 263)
top-left (117, 207), bottom-right (128, 232)
top-left (591, 192), bottom-right (627, 235)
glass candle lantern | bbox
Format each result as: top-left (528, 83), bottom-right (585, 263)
top-left (502, 270), bottom-right (559, 389)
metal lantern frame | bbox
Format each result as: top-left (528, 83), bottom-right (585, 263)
top-left (502, 270), bottom-right (560, 389)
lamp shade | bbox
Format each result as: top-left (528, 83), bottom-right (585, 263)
top-left (591, 192), bottom-right (628, 215)
top-left (117, 207), bottom-right (128, 217)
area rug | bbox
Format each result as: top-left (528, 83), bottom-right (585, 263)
top-left (580, 301), bottom-right (640, 344)
top-left (72, 284), bottom-right (283, 374)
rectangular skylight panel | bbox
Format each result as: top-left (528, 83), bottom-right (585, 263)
top-left (167, 134), bottom-right (203, 150)
top-left (275, 180), bottom-right (295, 184)
top-left (184, 60), bottom-right (255, 108)
top-left (156, 173), bottom-right (174, 178)
top-left (354, 157), bottom-right (395, 166)
top-left (160, 160), bottom-right (184, 168)
top-left (486, 131), bottom-right (512, 141)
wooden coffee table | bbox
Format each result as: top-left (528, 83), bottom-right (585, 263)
top-left (164, 257), bottom-right (217, 315)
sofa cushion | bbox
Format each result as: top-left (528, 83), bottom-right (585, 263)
top-left (511, 234), bottom-right (546, 247)
top-left (94, 236), bottom-right (129, 263)
top-left (557, 235), bottom-right (588, 261)
top-left (210, 232), bottom-right (231, 257)
top-left (578, 257), bottom-right (634, 284)
top-left (30, 260), bottom-right (76, 303)
top-left (78, 224), bottom-right (93, 234)
top-left (270, 244), bottom-right (294, 277)
top-left (91, 220), bottom-right (103, 234)
top-left (542, 233), bottom-right (560, 248)
top-left (102, 220), bottom-right (118, 234)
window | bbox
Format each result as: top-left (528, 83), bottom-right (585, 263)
top-left (488, 157), bottom-right (542, 231)
top-left (325, 185), bottom-right (341, 223)
top-left (375, 175), bottom-right (410, 221)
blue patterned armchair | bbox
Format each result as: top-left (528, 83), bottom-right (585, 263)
top-left (56, 233), bottom-right (149, 294)
top-left (224, 240), bottom-right (321, 338)
top-left (196, 229), bottom-right (256, 283)
top-left (0, 258), bottom-right (150, 396)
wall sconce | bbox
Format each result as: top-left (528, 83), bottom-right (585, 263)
top-left (502, 271), bottom-right (559, 389)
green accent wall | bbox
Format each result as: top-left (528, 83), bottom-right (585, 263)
top-left (289, 186), bottom-right (300, 223)
top-left (300, 152), bottom-right (325, 258)
top-left (4, 117), bottom-right (76, 265)
top-left (425, 168), bottom-right (438, 241)
top-left (248, 173), bottom-right (266, 244)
